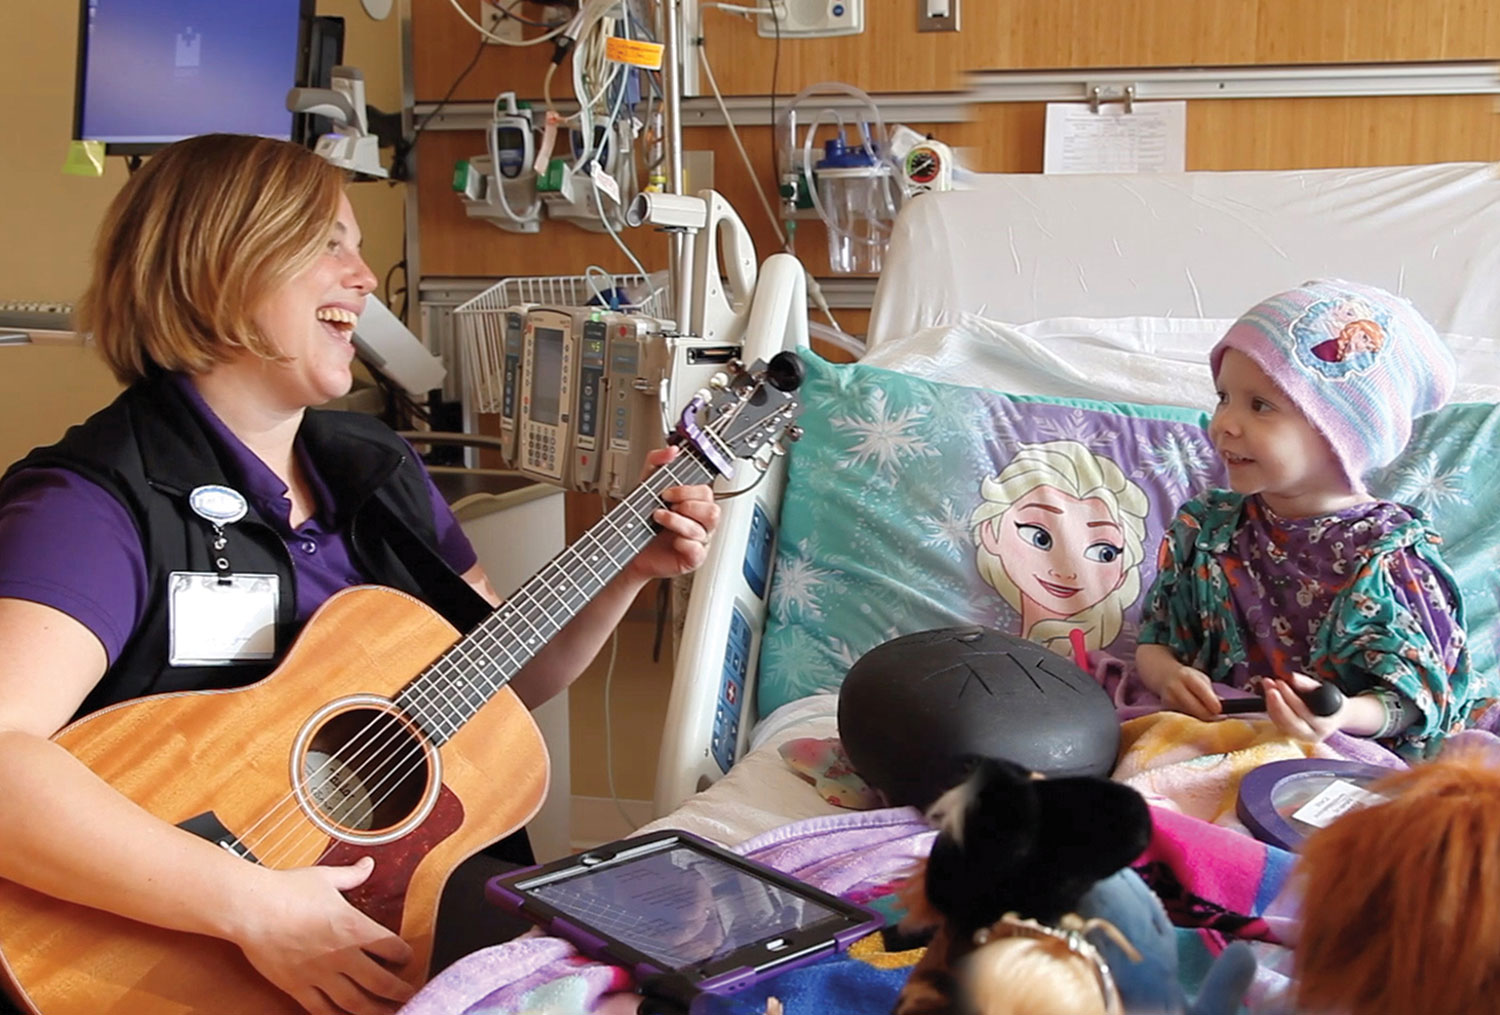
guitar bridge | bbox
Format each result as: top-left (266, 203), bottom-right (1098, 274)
top-left (178, 811), bottom-right (262, 865)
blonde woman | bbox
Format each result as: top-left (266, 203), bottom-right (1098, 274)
top-left (971, 440), bottom-right (1149, 656)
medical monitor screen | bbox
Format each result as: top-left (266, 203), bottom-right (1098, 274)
top-left (75, 0), bottom-right (312, 154)
top-left (530, 327), bottom-right (565, 426)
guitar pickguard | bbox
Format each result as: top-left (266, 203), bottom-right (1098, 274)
top-left (317, 783), bottom-right (465, 933)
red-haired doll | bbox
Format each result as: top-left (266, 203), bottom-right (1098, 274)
top-left (1295, 748), bottom-right (1500, 1013)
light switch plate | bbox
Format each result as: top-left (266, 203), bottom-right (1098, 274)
top-left (918, 0), bottom-right (960, 33)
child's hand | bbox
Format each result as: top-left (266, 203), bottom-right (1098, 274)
top-left (1135, 643), bottom-right (1220, 720)
top-left (1264, 673), bottom-right (1343, 743)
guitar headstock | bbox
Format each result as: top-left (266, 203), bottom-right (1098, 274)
top-left (676, 351), bottom-right (805, 478)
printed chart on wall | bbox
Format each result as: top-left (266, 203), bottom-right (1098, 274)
top-left (1043, 101), bottom-right (1187, 174)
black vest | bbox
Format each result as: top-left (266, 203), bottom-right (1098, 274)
top-left (7, 374), bottom-right (493, 721)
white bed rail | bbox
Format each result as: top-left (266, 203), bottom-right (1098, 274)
top-left (653, 254), bottom-right (810, 817)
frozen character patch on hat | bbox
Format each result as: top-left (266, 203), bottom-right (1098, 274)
top-left (1291, 295), bottom-right (1391, 379)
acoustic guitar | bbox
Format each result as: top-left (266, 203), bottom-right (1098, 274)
top-left (0, 353), bottom-right (805, 1015)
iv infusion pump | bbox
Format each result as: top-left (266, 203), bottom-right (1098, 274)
top-left (508, 305), bottom-right (671, 496)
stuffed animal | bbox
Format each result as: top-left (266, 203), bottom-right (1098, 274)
top-left (894, 757), bottom-right (1255, 1015)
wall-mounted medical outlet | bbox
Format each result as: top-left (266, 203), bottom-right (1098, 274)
top-left (480, 0), bottom-right (524, 43)
top-left (757, 0), bottom-right (864, 39)
top-left (918, 0), bottom-right (960, 33)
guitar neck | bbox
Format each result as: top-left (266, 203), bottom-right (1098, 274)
top-left (395, 448), bottom-right (717, 743)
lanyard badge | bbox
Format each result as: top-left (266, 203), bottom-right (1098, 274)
top-left (171, 485), bottom-right (279, 665)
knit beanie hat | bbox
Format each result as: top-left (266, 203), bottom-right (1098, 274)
top-left (1209, 279), bottom-right (1455, 488)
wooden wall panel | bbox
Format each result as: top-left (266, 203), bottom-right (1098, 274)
top-left (416, 1), bottom-right (1500, 102)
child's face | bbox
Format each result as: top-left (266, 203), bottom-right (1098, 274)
top-left (1210, 349), bottom-right (1360, 517)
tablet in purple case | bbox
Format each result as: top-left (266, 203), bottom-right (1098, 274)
top-left (486, 828), bottom-right (882, 1009)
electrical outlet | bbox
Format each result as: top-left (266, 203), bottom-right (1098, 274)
top-left (918, 0), bottom-right (960, 33)
top-left (481, 0), bottom-right (523, 43)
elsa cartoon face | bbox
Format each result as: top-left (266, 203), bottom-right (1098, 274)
top-left (970, 440), bottom-right (1150, 654)
top-left (979, 489), bottom-right (1128, 623)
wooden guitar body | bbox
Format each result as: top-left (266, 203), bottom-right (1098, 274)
top-left (0, 585), bottom-right (548, 1015)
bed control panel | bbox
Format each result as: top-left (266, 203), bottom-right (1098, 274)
top-left (712, 604), bottom-right (753, 773)
top-left (741, 502), bottom-right (775, 600)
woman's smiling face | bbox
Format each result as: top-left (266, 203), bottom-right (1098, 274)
top-left (247, 193), bottom-right (378, 410)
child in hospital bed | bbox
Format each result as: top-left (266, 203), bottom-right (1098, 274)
top-left (1133, 279), bottom-right (1495, 759)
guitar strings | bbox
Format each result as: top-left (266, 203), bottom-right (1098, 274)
top-left (235, 382), bottom-right (776, 869)
top-left (237, 481), bottom-right (668, 869)
top-left (232, 448), bottom-right (714, 870)
top-left (239, 385), bottom-right (759, 867)
top-left (248, 489), bottom-right (665, 868)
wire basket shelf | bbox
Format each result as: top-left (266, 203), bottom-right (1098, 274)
top-left (453, 272), bottom-right (667, 414)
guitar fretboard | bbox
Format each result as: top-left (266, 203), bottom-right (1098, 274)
top-left (393, 449), bottom-right (716, 745)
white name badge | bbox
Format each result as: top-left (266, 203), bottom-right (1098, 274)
top-left (168, 572), bottom-right (279, 666)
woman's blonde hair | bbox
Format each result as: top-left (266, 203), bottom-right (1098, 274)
top-left (1295, 750), bottom-right (1500, 1015)
top-left (77, 133), bottom-right (347, 384)
top-left (970, 440), bottom-right (1149, 654)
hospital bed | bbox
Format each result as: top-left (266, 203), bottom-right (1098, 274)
top-left (647, 160), bottom-right (1500, 844)
top-left (404, 163), bottom-right (1500, 1013)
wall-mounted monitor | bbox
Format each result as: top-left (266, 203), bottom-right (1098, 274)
top-left (73, 0), bottom-right (322, 156)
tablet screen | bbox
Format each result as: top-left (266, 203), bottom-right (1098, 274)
top-left (525, 844), bottom-right (844, 970)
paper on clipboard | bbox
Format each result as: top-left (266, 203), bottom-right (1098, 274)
top-left (1043, 100), bottom-right (1187, 175)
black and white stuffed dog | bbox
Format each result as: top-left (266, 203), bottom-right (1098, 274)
top-left (893, 758), bottom-right (1253, 1015)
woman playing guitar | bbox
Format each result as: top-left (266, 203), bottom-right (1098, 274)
top-left (0, 134), bottom-right (719, 1015)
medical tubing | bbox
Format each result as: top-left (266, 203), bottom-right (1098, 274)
top-left (801, 110), bottom-right (894, 268)
top-left (595, 183), bottom-right (649, 278)
top-left (803, 274), bottom-right (843, 332)
top-left (572, 1), bottom-right (637, 175)
top-left (698, 39), bottom-right (785, 246)
top-left (780, 80), bottom-right (889, 175)
top-left (784, 83), bottom-right (896, 255)
top-left (445, 0), bottom-right (570, 46)
top-left (808, 320), bottom-right (865, 357)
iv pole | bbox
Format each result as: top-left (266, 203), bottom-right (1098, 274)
top-left (660, 0), bottom-right (691, 331)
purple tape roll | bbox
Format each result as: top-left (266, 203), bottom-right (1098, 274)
top-left (1236, 758), bottom-right (1397, 851)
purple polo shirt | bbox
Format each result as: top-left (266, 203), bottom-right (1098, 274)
top-left (0, 376), bottom-right (477, 664)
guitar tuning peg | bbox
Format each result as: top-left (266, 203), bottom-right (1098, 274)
top-left (708, 372), bottom-right (730, 390)
top-left (786, 425), bottom-right (804, 443)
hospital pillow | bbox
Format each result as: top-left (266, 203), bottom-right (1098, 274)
top-left (756, 352), bottom-right (1500, 721)
top-left (756, 351), bottom-right (1227, 719)
top-left (1368, 401), bottom-right (1500, 686)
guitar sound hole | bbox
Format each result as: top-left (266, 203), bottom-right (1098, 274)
top-left (303, 708), bottom-right (431, 834)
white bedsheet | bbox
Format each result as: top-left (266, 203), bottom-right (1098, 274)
top-left (863, 312), bottom-right (1500, 410)
top-left (636, 694), bottom-right (845, 847)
